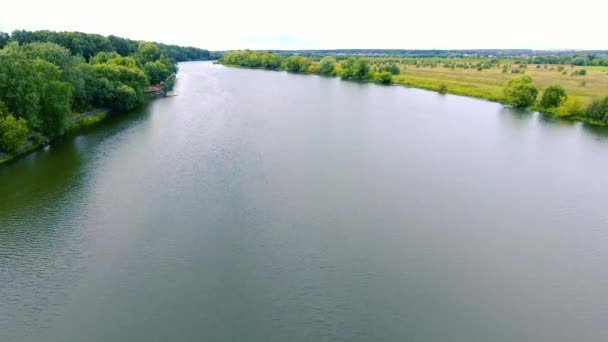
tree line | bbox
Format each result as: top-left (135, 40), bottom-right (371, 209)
top-left (0, 30), bottom-right (213, 62)
top-left (502, 76), bottom-right (607, 124)
top-left (219, 50), bottom-right (397, 84)
top-left (0, 31), bottom-right (211, 155)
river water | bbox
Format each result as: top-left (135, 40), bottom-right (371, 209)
top-left (1, 61), bottom-right (608, 342)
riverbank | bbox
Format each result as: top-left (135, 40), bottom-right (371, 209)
top-left (0, 91), bottom-right (177, 165)
top-left (0, 108), bottom-right (111, 165)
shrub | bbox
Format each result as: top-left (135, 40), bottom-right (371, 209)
top-left (540, 85), bottom-right (567, 109)
top-left (502, 76), bottom-right (538, 108)
top-left (438, 84), bottom-right (448, 94)
top-left (0, 114), bottom-right (29, 152)
top-left (556, 97), bottom-right (583, 117)
top-left (374, 71), bottom-right (393, 84)
top-left (318, 56), bottom-right (336, 75)
top-left (585, 97), bottom-right (608, 123)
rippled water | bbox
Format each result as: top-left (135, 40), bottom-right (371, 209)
top-left (1, 61), bottom-right (608, 342)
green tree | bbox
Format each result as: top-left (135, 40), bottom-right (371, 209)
top-left (0, 47), bottom-right (42, 124)
top-left (540, 85), bottom-right (567, 109)
top-left (585, 97), bottom-right (608, 123)
top-left (375, 71), bottom-right (393, 84)
top-left (502, 76), bottom-right (538, 108)
top-left (80, 61), bottom-right (148, 111)
top-left (0, 114), bottom-right (29, 152)
top-left (135, 42), bottom-right (162, 65)
top-left (556, 97), bottom-right (583, 117)
top-left (0, 32), bottom-right (9, 49)
top-left (286, 56), bottom-right (309, 73)
top-left (144, 61), bottom-right (171, 84)
top-left (318, 56), bottom-right (336, 75)
top-left (341, 58), bottom-right (371, 81)
top-left (32, 59), bottom-right (72, 135)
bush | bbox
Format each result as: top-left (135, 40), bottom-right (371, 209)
top-left (585, 97), bottom-right (608, 123)
top-left (502, 76), bottom-right (538, 108)
top-left (556, 97), bottom-right (583, 117)
top-left (438, 84), bottom-right (448, 94)
top-left (0, 114), bottom-right (29, 152)
top-left (571, 69), bottom-right (587, 76)
top-left (540, 85), bottom-right (567, 109)
top-left (318, 56), bottom-right (336, 76)
top-left (375, 71), bottom-right (392, 84)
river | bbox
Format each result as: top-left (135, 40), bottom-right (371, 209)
top-left (1, 61), bottom-right (608, 342)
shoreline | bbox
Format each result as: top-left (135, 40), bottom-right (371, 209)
top-left (0, 73), bottom-right (179, 165)
top-left (0, 108), bottom-right (111, 165)
top-left (0, 93), bottom-right (170, 165)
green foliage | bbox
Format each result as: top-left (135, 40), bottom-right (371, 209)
top-left (571, 69), bottom-right (587, 76)
top-left (286, 56), bottom-right (310, 73)
top-left (438, 84), bottom-right (448, 94)
top-left (163, 75), bottom-right (177, 92)
top-left (556, 97), bottom-right (583, 117)
top-left (144, 61), bottom-right (171, 84)
top-left (0, 32), bottom-right (9, 49)
top-left (318, 56), bottom-right (336, 75)
top-left (374, 71), bottom-right (393, 84)
top-left (540, 85), bottom-right (567, 109)
top-left (502, 76), bottom-right (538, 108)
top-left (9, 30), bottom-right (211, 63)
top-left (378, 63), bottom-right (400, 75)
top-left (135, 42), bottom-right (162, 64)
top-left (340, 58), bottom-right (371, 81)
top-left (584, 97), bottom-right (608, 123)
top-left (80, 61), bottom-right (148, 111)
top-left (0, 114), bottom-right (29, 152)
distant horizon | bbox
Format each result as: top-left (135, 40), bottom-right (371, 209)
top-left (2, 29), bottom-right (607, 53)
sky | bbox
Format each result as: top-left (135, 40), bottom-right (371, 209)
top-left (1, 0), bottom-right (606, 51)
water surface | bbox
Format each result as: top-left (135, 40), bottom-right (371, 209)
top-left (1, 61), bottom-right (608, 342)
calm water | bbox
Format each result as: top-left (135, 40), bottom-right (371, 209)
top-left (1, 61), bottom-right (608, 342)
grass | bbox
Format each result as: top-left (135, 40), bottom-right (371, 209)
top-left (66, 111), bottom-right (108, 130)
top-left (383, 62), bottom-right (608, 106)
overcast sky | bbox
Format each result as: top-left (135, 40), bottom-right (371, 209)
top-left (1, 0), bottom-right (605, 50)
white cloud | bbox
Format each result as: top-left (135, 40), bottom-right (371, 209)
top-left (0, 0), bottom-right (605, 50)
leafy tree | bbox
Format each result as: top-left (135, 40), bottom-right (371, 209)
top-left (0, 45), bottom-right (43, 123)
top-left (556, 97), bottom-right (583, 117)
top-left (502, 76), bottom-right (538, 108)
top-left (0, 114), bottom-right (29, 152)
top-left (341, 58), bottom-right (371, 81)
top-left (318, 56), bottom-right (336, 75)
top-left (89, 51), bottom-right (121, 64)
top-left (108, 35), bottom-right (137, 56)
top-left (286, 56), bottom-right (309, 72)
top-left (80, 61), bottom-right (148, 111)
top-left (375, 71), bottom-right (393, 84)
top-left (144, 61), bottom-right (171, 84)
top-left (135, 42), bottom-right (162, 65)
top-left (0, 32), bottom-right (10, 49)
top-left (32, 59), bottom-right (72, 135)
top-left (540, 85), bottom-right (567, 109)
top-left (585, 97), bottom-right (608, 123)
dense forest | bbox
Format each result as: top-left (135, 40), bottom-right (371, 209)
top-left (219, 50), bottom-right (608, 126)
top-left (264, 49), bottom-right (608, 66)
top-left (0, 30), bottom-right (212, 156)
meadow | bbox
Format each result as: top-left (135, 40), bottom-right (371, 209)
top-left (371, 58), bottom-right (608, 105)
